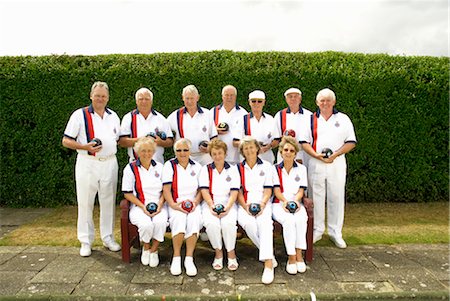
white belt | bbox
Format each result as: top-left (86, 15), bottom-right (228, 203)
top-left (79, 154), bottom-right (115, 162)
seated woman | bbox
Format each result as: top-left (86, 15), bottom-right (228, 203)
top-left (199, 140), bottom-right (240, 271)
top-left (272, 136), bottom-right (308, 275)
top-left (237, 136), bottom-right (276, 284)
top-left (122, 136), bottom-right (167, 267)
top-left (162, 138), bottom-right (202, 276)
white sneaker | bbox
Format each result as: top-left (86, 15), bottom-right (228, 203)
top-left (330, 236), bottom-right (347, 249)
top-left (184, 256), bottom-right (197, 277)
top-left (80, 243), bottom-right (91, 257)
top-left (141, 248), bottom-right (150, 266)
top-left (261, 267), bottom-right (274, 284)
top-left (149, 252), bottom-right (159, 267)
top-left (297, 261), bottom-right (307, 273)
top-left (313, 233), bottom-right (323, 244)
top-left (286, 262), bottom-right (297, 275)
top-left (272, 257), bottom-right (278, 268)
top-left (103, 240), bottom-right (121, 252)
top-left (200, 232), bottom-right (209, 242)
top-left (170, 256), bottom-right (182, 276)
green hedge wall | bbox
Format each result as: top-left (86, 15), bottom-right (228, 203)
top-left (0, 51), bottom-right (448, 207)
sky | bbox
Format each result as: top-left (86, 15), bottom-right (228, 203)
top-left (0, 0), bottom-right (448, 57)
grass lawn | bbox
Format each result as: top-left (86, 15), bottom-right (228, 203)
top-left (0, 202), bottom-right (448, 247)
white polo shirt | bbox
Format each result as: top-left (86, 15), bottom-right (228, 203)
top-left (120, 108), bottom-right (173, 164)
top-left (63, 105), bottom-right (120, 157)
top-left (237, 158), bottom-right (273, 204)
top-left (122, 159), bottom-right (163, 206)
top-left (162, 158), bottom-right (201, 203)
top-left (273, 106), bottom-right (312, 163)
top-left (272, 161), bottom-right (308, 203)
top-left (198, 162), bottom-right (240, 205)
top-left (210, 104), bottom-right (248, 164)
top-left (234, 112), bottom-right (277, 163)
top-left (299, 109), bottom-right (357, 155)
top-left (167, 106), bottom-right (218, 156)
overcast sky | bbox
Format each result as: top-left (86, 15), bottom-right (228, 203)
top-left (0, 0), bottom-right (447, 57)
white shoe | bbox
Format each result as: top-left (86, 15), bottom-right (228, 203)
top-left (313, 233), bottom-right (322, 244)
top-left (149, 252), bottom-right (159, 267)
top-left (80, 243), bottom-right (91, 257)
top-left (272, 257), bottom-right (278, 268)
top-left (103, 240), bottom-right (121, 252)
top-left (330, 236), bottom-right (347, 249)
top-left (184, 256), bottom-right (197, 277)
top-left (200, 232), bottom-right (209, 242)
top-left (261, 267), bottom-right (274, 284)
top-left (297, 261), bottom-right (307, 273)
top-left (286, 262), bottom-right (297, 275)
top-left (141, 248), bottom-right (150, 265)
top-left (170, 256), bottom-right (182, 276)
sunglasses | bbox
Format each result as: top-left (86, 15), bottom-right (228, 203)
top-left (283, 148), bottom-right (296, 153)
top-left (250, 100), bottom-right (264, 104)
top-left (176, 149), bottom-right (189, 152)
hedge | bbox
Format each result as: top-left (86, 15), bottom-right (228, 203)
top-left (0, 51), bottom-right (447, 207)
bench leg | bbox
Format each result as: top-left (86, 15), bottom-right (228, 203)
top-left (305, 216), bottom-right (314, 262)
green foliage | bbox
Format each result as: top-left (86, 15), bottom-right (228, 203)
top-left (0, 51), bottom-right (448, 207)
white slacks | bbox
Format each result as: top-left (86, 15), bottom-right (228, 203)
top-left (201, 202), bottom-right (238, 252)
top-left (168, 205), bottom-right (202, 238)
top-left (272, 203), bottom-right (308, 255)
top-left (75, 155), bottom-right (118, 245)
top-left (129, 204), bottom-right (168, 243)
top-left (307, 155), bottom-right (347, 239)
top-left (237, 204), bottom-right (274, 261)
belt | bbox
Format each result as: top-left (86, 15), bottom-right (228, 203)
top-left (79, 154), bottom-right (115, 162)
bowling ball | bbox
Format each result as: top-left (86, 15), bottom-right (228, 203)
top-left (146, 202), bottom-right (158, 214)
top-left (199, 141), bottom-right (209, 148)
top-left (321, 148), bottom-right (333, 159)
top-left (146, 132), bottom-right (157, 138)
top-left (283, 129), bottom-right (296, 137)
top-left (218, 122), bottom-right (229, 131)
top-left (157, 131), bottom-right (167, 140)
top-left (286, 201), bottom-right (298, 213)
top-left (91, 138), bottom-right (102, 147)
top-left (249, 203), bottom-right (261, 216)
top-left (181, 200), bottom-right (193, 212)
top-left (213, 204), bottom-right (225, 214)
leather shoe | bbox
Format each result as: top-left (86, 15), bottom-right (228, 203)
top-left (149, 252), bottom-right (159, 267)
top-left (261, 267), bottom-right (274, 284)
top-left (80, 243), bottom-right (91, 257)
top-left (330, 236), bottom-right (347, 249)
top-left (103, 240), bottom-right (121, 252)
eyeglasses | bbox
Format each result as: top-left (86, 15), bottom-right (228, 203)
top-left (250, 100), bottom-right (264, 104)
top-left (283, 148), bottom-right (296, 153)
top-left (176, 149), bottom-right (189, 152)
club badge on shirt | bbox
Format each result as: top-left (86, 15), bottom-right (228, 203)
top-left (202, 125), bottom-right (207, 132)
top-left (155, 171), bottom-right (160, 178)
top-left (260, 171), bottom-right (265, 176)
top-left (267, 133), bottom-right (272, 139)
top-left (226, 175), bottom-right (231, 182)
top-left (335, 121), bottom-right (340, 127)
top-left (191, 171), bottom-right (196, 177)
top-left (295, 175), bottom-right (300, 182)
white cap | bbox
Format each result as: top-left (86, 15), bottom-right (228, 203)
top-left (249, 90), bottom-right (266, 100)
top-left (284, 87), bottom-right (302, 97)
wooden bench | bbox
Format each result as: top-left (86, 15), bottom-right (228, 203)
top-left (120, 198), bottom-right (314, 263)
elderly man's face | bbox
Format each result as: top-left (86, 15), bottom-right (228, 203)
top-left (285, 93), bottom-right (301, 109)
top-left (183, 92), bottom-right (199, 108)
top-left (222, 88), bottom-right (237, 106)
top-left (316, 95), bottom-right (336, 113)
top-left (136, 92), bottom-right (152, 113)
top-left (90, 86), bottom-right (109, 110)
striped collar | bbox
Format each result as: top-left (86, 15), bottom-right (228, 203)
top-left (315, 108), bottom-right (339, 117)
top-left (249, 112), bottom-right (267, 118)
top-left (133, 108), bottom-right (157, 116)
top-left (182, 105), bottom-right (204, 114)
top-left (286, 106), bottom-right (304, 114)
top-left (88, 104), bottom-right (112, 115)
top-left (135, 158), bottom-right (157, 167)
top-left (277, 161), bottom-right (298, 169)
top-left (173, 158), bottom-right (196, 165)
top-left (242, 157), bottom-right (264, 166)
top-left (210, 161), bottom-right (231, 169)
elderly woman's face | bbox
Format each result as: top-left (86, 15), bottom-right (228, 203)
top-left (175, 143), bottom-right (190, 160)
top-left (211, 147), bottom-right (226, 163)
top-left (280, 142), bottom-right (297, 161)
top-left (138, 144), bottom-right (155, 161)
top-left (242, 142), bottom-right (258, 159)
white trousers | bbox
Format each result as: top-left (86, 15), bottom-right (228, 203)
top-left (308, 155), bottom-right (347, 239)
top-left (168, 205), bottom-right (202, 238)
top-left (201, 202), bottom-right (238, 252)
top-left (237, 204), bottom-right (274, 261)
top-left (272, 203), bottom-right (308, 255)
top-left (129, 204), bottom-right (168, 243)
top-left (75, 155), bottom-right (118, 245)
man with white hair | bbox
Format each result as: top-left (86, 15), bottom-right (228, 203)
top-left (300, 88), bottom-right (357, 249)
top-left (274, 87), bottom-right (312, 165)
top-left (211, 85), bottom-right (247, 164)
top-left (119, 87), bottom-right (174, 164)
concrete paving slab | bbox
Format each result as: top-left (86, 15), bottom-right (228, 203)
top-left (0, 246), bottom-right (27, 253)
top-left (326, 259), bottom-right (386, 282)
top-left (363, 249), bottom-right (421, 269)
top-left (0, 271), bottom-right (36, 295)
top-left (131, 264), bottom-right (183, 284)
top-left (80, 270), bottom-right (134, 284)
top-left (42, 254), bottom-right (96, 271)
top-left (0, 208), bottom-right (53, 226)
top-left (30, 269), bottom-right (88, 284)
top-left (17, 283), bottom-right (77, 297)
top-left (24, 246), bottom-right (79, 255)
top-left (182, 272), bottom-right (235, 296)
top-left (0, 226), bottom-right (17, 238)
top-left (340, 281), bottom-right (399, 293)
top-left (284, 277), bottom-right (345, 295)
top-left (318, 246), bottom-right (367, 261)
top-left (402, 249), bottom-right (450, 281)
top-left (299, 254), bottom-right (336, 281)
top-left (127, 283), bottom-right (182, 297)
top-left (236, 283), bottom-right (288, 297)
top-left (383, 267), bottom-right (448, 293)
top-left (72, 282), bottom-right (129, 296)
top-left (0, 252), bottom-right (16, 265)
top-left (0, 252), bottom-right (57, 271)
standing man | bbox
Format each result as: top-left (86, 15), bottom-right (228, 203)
top-left (167, 85), bottom-right (218, 166)
top-left (62, 81), bottom-right (121, 257)
top-left (119, 87), bottom-right (174, 164)
top-left (300, 88), bottom-right (356, 249)
top-left (211, 85), bottom-right (247, 165)
top-left (274, 88), bottom-right (312, 165)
